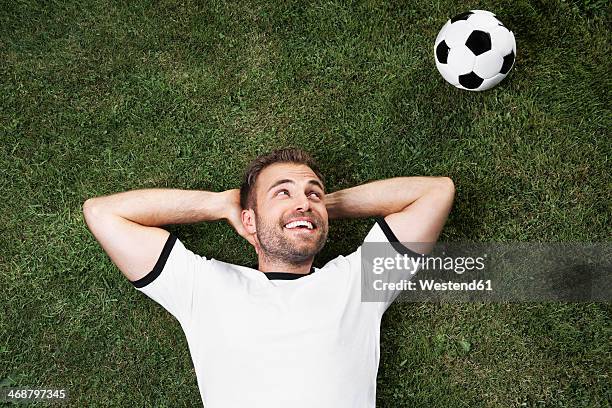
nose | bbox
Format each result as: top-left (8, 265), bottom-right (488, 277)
top-left (295, 192), bottom-right (310, 212)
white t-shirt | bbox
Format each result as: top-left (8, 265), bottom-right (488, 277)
top-left (132, 218), bottom-right (422, 408)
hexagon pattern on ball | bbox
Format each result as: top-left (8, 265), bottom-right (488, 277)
top-left (434, 9), bottom-right (516, 91)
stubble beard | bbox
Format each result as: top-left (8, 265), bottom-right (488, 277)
top-left (255, 211), bottom-right (328, 265)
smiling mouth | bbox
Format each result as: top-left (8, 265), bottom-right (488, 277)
top-left (283, 220), bottom-right (316, 232)
top-left (285, 227), bottom-right (316, 234)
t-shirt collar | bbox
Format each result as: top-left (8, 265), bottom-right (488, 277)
top-left (253, 265), bottom-right (316, 280)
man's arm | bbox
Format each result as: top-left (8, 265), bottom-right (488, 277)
top-left (82, 189), bottom-right (239, 282)
top-left (324, 176), bottom-right (455, 253)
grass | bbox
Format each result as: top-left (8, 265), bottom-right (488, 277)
top-left (1, 0), bottom-right (610, 406)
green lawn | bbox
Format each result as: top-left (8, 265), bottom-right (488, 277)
top-left (1, 0), bottom-right (610, 406)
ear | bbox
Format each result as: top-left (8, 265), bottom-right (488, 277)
top-left (241, 208), bottom-right (257, 234)
top-left (241, 208), bottom-right (260, 255)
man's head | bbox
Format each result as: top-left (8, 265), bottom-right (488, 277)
top-left (240, 148), bottom-right (329, 265)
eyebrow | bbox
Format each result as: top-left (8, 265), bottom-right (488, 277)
top-left (267, 178), bottom-right (325, 193)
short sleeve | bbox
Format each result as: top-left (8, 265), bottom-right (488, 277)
top-left (347, 217), bottom-right (426, 316)
top-left (131, 233), bottom-right (211, 327)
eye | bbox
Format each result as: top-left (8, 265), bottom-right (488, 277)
top-left (309, 191), bottom-right (321, 199)
top-left (276, 189), bottom-right (289, 196)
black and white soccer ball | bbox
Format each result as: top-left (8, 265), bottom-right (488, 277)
top-left (434, 10), bottom-right (516, 91)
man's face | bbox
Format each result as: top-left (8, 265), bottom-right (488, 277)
top-left (252, 163), bottom-right (329, 264)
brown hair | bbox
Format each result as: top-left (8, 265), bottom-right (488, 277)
top-left (240, 147), bottom-right (325, 210)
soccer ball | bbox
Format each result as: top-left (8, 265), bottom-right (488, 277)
top-left (434, 10), bottom-right (516, 91)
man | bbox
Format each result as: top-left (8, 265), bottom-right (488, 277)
top-left (82, 147), bottom-right (455, 407)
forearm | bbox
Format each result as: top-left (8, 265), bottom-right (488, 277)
top-left (84, 188), bottom-right (230, 227)
top-left (325, 176), bottom-right (452, 219)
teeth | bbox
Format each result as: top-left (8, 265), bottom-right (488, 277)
top-left (285, 220), bottom-right (314, 229)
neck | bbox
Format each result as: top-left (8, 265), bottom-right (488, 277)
top-left (257, 253), bottom-right (314, 274)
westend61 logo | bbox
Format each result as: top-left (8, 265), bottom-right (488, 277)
top-left (361, 242), bottom-right (611, 302)
top-left (372, 253), bottom-right (487, 275)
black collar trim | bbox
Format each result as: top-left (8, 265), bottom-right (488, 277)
top-left (258, 267), bottom-right (316, 280)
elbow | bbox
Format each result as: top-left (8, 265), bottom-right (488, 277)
top-left (82, 198), bottom-right (105, 218)
top-left (435, 177), bottom-right (455, 196)
top-left (441, 177), bottom-right (455, 194)
top-left (82, 198), bottom-right (95, 214)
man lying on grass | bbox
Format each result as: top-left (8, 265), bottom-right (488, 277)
top-left (82, 147), bottom-right (455, 407)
